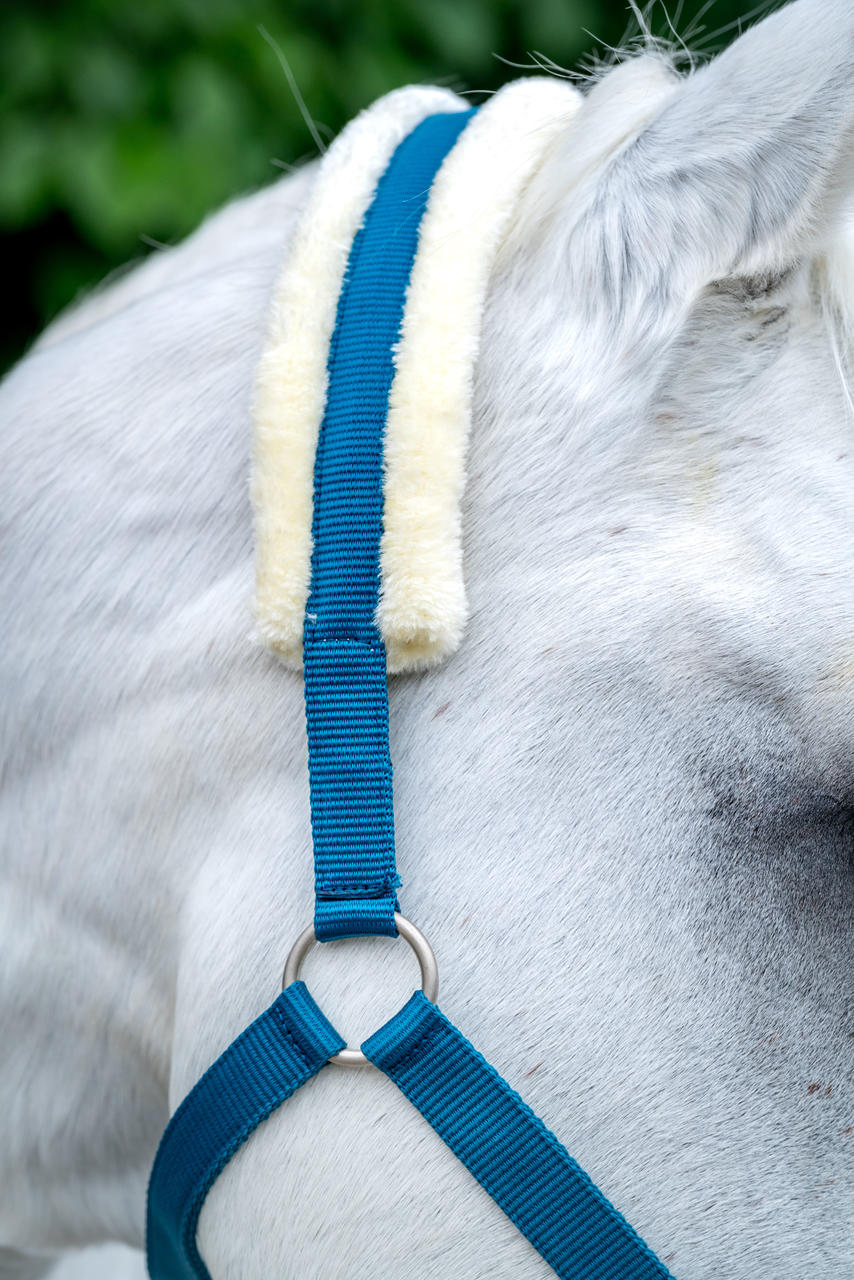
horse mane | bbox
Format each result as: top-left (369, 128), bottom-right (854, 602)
top-left (817, 225), bottom-right (854, 421)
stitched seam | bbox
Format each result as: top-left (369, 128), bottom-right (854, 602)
top-left (316, 876), bottom-right (399, 892)
top-left (385, 1023), bottom-right (441, 1076)
top-left (316, 883), bottom-right (396, 891)
top-left (305, 632), bottom-right (380, 649)
top-left (272, 1004), bottom-right (312, 1071)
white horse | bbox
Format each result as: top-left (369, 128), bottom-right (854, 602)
top-left (2, 1), bottom-right (852, 1276)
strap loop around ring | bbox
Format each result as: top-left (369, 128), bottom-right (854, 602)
top-left (282, 912), bottom-right (439, 1067)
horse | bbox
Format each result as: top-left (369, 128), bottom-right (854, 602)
top-left (2, 0), bottom-right (852, 1275)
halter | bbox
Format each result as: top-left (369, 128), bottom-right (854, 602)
top-left (146, 108), bottom-right (675, 1280)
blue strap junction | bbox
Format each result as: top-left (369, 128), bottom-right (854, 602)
top-left (146, 982), bottom-right (344, 1280)
top-left (304, 108), bottom-right (476, 941)
top-left (363, 994), bottom-right (673, 1280)
top-left (146, 107), bottom-right (676, 1280)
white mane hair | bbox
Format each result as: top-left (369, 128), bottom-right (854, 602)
top-left (2, 2), bottom-right (853, 1278)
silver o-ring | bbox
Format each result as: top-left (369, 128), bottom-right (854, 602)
top-left (282, 912), bottom-right (439, 1067)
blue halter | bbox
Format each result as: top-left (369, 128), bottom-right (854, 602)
top-left (146, 109), bottom-right (675, 1280)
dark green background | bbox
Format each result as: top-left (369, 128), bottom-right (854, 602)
top-left (1, 0), bottom-right (771, 372)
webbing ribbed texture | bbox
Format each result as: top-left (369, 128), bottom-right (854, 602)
top-left (147, 105), bottom-right (678, 1280)
top-left (304, 108), bottom-right (476, 941)
top-left (146, 982), bottom-right (344, 1280)
top-left (363, 993), bottom-right (674, 1280)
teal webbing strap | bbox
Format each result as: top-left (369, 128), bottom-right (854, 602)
top-left (145, 108), bottom-right (677, 1280)
top-left (364, 994), bottom-right (674, 1280)
top-left (146, 983), bottom-right (344, 1279)
top-left (146, 982), bottom-right (674, 1279)
top-left (304, 108), bottom-right (476, 941)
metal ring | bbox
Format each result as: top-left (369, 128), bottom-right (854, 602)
top-left (282, 912), bottom-right (439, 1068)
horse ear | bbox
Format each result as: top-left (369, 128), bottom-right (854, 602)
top-left (616, 0), bottom-right (854, 296)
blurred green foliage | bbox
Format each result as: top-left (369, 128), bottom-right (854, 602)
top-left (1, 0), bottom-right (763, 371)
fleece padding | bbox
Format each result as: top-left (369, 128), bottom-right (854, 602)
top-left (252, 78), bottom-right (580, 671)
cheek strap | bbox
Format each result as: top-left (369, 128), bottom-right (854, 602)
top-left (147, 103), bottom-right (675, 1280)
